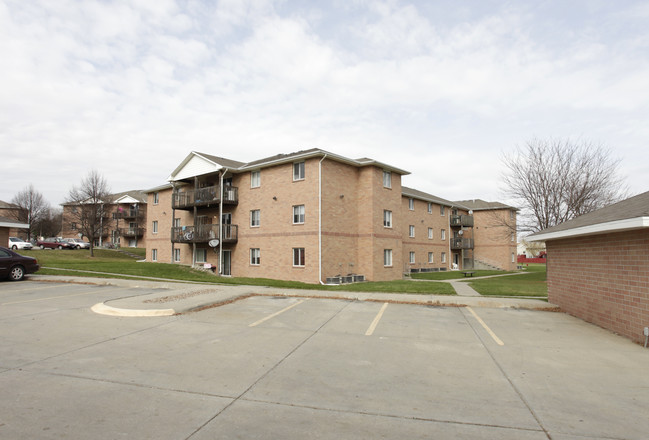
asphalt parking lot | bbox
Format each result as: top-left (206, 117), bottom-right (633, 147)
top-left (1, 280), bottom-right (648, 439)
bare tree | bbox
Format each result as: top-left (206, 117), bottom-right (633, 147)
top-left (66, 170), bottom-right (112, 257)
top-left (502, 138), bottom-right (627, 233)
top-left (34, 207), bottom-right (63, 238)
top-left (10, 184), bottom-right (50, 241)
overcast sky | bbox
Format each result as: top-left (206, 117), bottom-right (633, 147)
top-left (2, 0), bottom-right (648, 207)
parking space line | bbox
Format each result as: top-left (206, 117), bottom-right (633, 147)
top-left (466, 307), bottom-right (504, 346)
top-left (365, 302), bottom-right (389, 336)
top-left (1, 288), bottom-right (128, 306)
top-left (249, 298), bottom-right (309, 327)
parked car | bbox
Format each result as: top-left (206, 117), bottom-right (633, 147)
top-left (0, 246), bottom-right (39, 281)
top-left (36, 237), bottom-right (76, 250)
top-left (8, 237), bottom-right (33, 250)
top-left (63, 238), bottom-right (91, 249)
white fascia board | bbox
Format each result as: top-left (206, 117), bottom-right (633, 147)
top-left (528, 217), bottom-right (649, 242)
top-left (168, 152), bottom-right (222, 182)
top-left (0, 221), bottom-right (29, 229)
top-left (114, 195), bottom-right (140, 204)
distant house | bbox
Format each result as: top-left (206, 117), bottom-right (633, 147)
top-left (0, 216), bottom-right (29, 247)
top-left (529, 191), bottom-right (649, 344)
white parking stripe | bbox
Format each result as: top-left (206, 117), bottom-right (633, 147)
top-left (249, 299), bottom-right (309, 327)
top-left (466, 307), bottom-right (504, 346)
top-left (365, 302), bottom-right (389, 336)
top-left (1, 288), bottom-right (127, 306)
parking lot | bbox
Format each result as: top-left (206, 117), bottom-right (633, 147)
top-left (1, 280), bottom-right (648, 439)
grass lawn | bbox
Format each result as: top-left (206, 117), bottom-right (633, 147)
top-left (23, 249), bottom-right (455, 295)
top-left (411, 269), bottom-right (515, 280)
top-left (467, 264), bottom-right (547, 297)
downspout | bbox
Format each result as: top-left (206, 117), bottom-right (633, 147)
top-left (319, 154), bottom-right (327, 284)
top-left (219, 168), bottom-right (227, 275)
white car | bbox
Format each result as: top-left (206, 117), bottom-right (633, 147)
top-left (63, 238), bottom-right (91, 249)
top-left (8, 237), bottom-right (33, 250)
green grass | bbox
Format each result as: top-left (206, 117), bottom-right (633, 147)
top-left (467, 264), bottom-right (547, 297)
top-left (411, 269), bottom-right (515, 280)
top-left (24, 249), bottom-right (455, 295)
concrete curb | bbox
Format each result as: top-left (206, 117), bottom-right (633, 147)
top-left (91, 303), bottom-right (176, 317)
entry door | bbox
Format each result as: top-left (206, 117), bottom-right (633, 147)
top-left (454, 253), bottom-right (460, 267)
top-left (222, 250), bottom-right (231, 276)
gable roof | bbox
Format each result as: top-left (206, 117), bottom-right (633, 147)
top-left (529, 190), bottom-right (649, 241)
top-left (0, 216), bottom-right (29, 229)
top-left (402, 187), bottom-right (470, 209)
top-left (454, 199), bottom-right (518, 211)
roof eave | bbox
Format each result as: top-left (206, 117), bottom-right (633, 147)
top-left (528, 216), bottom-right (649, 242)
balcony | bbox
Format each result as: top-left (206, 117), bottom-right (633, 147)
top-left (114, 208), bottom-right (144, 220)
top-left (118, 227), bottom-right (145, 237)
top-left (172, 185), bottom-right (238, 210)
top-left (451, 237), bottom-right (474, 250)
top-left (450, 214), bottom-right (474, 227)
top-left (171, 224), bottom-right (238, 244)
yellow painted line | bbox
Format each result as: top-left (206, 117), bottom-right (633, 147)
top-left (1, 288), bottom-right (126, 306)
top-left (466, 307), bottom-right (504, 346)
top-left (249, 298), bottom-right (309, 327)
top-left (365, 302), bottom-right (389, 336)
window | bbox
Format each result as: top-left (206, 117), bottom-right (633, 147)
top-left (250, 209), bottom-right (260, 227)
top-left (153, 192), bottom-right (159, 205)
top-left (441, 229), bottom-right (446, 240)
top-left (383, 210), bottom-right (392, 228)
top-left (383, 170), bottom-right (391, 188)
top-left (428, 202), bottom-right (432, 213)
top-left (440, 205), bottom-right (445, 216)
top-left (511, 252), bottom-right (515, 263)
top-left (195, 248), bottom-right (207, 263)
top-left (71, 222), bottom-right (77, 230)
top-left (511, 232), bottom-right (515, 242)
top-left (293, 205), bottom-right (305, 224)
top-left (152, 220), bottom-right (158, 234)
top-left (251, 170), bottom-right (260, 188)
top-left (409, 198), bottom-right (414, 210)
top-left (409, 225), bottom-right (415, 237)
top-left (384, 249), bottom-right (393, 267)
top-left (173, 218), bottom-right (181, 228)
top-left (293, 248), bottom-right (305, 267)
top-left (293, 162), bottom-right (305, 181)
top-left (409, 251), bottom-right (415, 264)
top-left (151, 248), bottom-right (158, 262)
top-left (510, 210), bottom-right (515, 220)
top-left (441, 252), bottom-right (447, 263)
top-left (174, 248), bottom-right (180, 262)
top-left (250, 248), bottom-right (260, 265)
top-left (428, 228), bottom-right (433, 239)
top-left (428, 252), bottom-right (434, 263)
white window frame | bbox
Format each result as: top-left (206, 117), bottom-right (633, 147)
top-left (293, 247), bottom-right (305, 267)
top-left (409, 251), bottom-right (415, 264)
top-left (409, 198), bottom-right (414, 210)
top-left (195, 248), bottom-right (207, 263)
top-left (153, 192), bottom-right (159, 205)
top-left (251, 170), bottom-right (261, 188)
top-left (384, 249), bottom-right (393, 267)
top-left (151, 248), bottom-right (158, 262)
top-left (383, 210), bottom-right (392, 228)
top-left (428, 228), bottom-right (433, 239)
top-left (428, 252), bottom-right (434, 263)
top-left (250, 209), bottom-right (260, 227)
top-left (383, 170), bottom-right (392, 188)
top-left (293, 161), bottom-right (305, 181)
top-left (441, 229), bottom-right (446, 240)
top-left (152, 220), bottom-right (158, 234)
top-left (511, 252), bottom-right (515, 263)
top-left (409, 225), bottom-right (415, 238)
top-left (428, 202), bottom-right (432, 214)
top-left (251, 248), bottom-right (261, 265)
top-left (441, 252), bottom-right (447, 263)
top-left (173, 248), bottom-right (180, 262)
top-left (440, 205), bottom-right (445, 216)
top-left (173, 218), bottom-right (181, 228)
top-left (293, 205), bottom-right (305, 224)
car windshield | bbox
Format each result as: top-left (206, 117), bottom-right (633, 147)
top-left (10, 238), bottom-right (25, 242)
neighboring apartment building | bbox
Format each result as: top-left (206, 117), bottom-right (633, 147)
top-left (145, 149), bottom-right (517, 283)
top-left (0, 200), bottom-right (27, 240)
top-left (61, 190), bottom-right (148, 247)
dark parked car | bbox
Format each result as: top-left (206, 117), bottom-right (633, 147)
top-left (0, 246), bottom-right (40, 281)
top-left (36, 237), bottom-right (76, 250)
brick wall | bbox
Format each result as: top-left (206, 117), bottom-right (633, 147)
top-left (401, 197), bottom-right (452, 272)
top-left (472, 209), bottom-right (517, 270)
top-left (547, 229), bottom-right (649, 344)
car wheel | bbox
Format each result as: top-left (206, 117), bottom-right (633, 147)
top-left (11, 245), bottom-right (17, 250)
top-left (40, 244), bottom-right (45, 249)
top-left (9, 265), bottom-right (25, 281)
top-left (57, 245), bottom-right (63, 250)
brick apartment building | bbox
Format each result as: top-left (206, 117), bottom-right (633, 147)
top-left (61, 190), bottom-right (148, 247)
top-left (529, 191), bottom-right (649, 344)
top-left (144, 149), bottom-right (517, 283)
top-left (0, 200), bottom-right (27, 241)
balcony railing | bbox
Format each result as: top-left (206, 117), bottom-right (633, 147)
top-left (172, 185), bottom-right (238, 209)
top-left (171, 224), bottom-right (238, 244)
top-left (114, 208), bottom-right (144, 220)
top-left (118, 227), bottom-right (145, 237)
top-left (450, 214), bottom-right (474, 227)
top-left (450, 237), bottom-right (474, 250)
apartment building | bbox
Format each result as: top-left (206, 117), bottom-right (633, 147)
top-left (61, 190), bottom-right (148, 247)
top-left (145, 149), bottom-right (516, 283)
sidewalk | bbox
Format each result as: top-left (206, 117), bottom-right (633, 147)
top-left (31, 275), bottom-right (559, 317)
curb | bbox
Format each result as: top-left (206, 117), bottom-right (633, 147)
top-left (91, 303), bottom-right (176, 317)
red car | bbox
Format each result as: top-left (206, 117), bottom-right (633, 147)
top-left (36, 237), bottom-right (76, 250)
top-left (0, 246), bottom-right (40, 281)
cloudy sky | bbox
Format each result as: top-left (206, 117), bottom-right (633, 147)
top-left (2, 0), bottom-right (648, 207)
